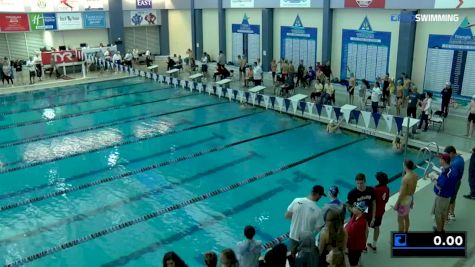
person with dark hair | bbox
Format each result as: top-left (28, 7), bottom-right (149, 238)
top-left (441, 81), bottom-right (452, 116)
top-left (221, 248), bottom-right (239, 267)
top-left (167, 57), bottom-right (176, 71)
top-left (318, 208), bottom-right (347, 267)
top-left (263, 243), bottom-right (288, 267)
top-left (444, 146), bottom-right (465, 221)
top-left (237, 225), bottom-right (261, 267)
top-left (204, 251), bottom-right (218, 267)
top-left (370, 82), bottom-right (382, 113)
top-left (432, 153), bottom-right (458, 232)
top-left (394, 160), bottom-right (418, 232)
top-left (406, 87), bottom-right (420, 134)
top-left (392, 135), bottom-right (404, 153)
top-left (322, 185), bottom-right (345, 221)
top-left (296, 60), bottom-right (305, 87)
top-left (345, 201), bottom-right (368, 267)
top-left (368, 172), bottom-right (390, 251)
top-left (285, 185), bottom-right (326, 266)
top-left (464, 148), bottom-right (475, 200)
top-left (418, 92), bottom-right (432, 132)
top-left (162, 251), bottom-right (188, 267)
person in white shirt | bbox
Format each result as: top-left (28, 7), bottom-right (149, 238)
top-left (418, 92), bottom-right (432, 132)
top-left (104, 49), bottom-right (111, 61)
top-left (123, 51), bottom-right (133, 67)
top-left (217, 51), bottom-right (225, 67)
top-left (112, 51), bottom-right (122, 65)
top-left (201, 52), bottom-right (209, 77)
top-left (285, 185), bottom-right (326, 265)
top-left (371, 82), bottom-right (382, 113)
top-left (33, 53), bottom-right (42, 81)
top-left (26, 56), bottom-right (36, 84)
top-left (252, 62), bottom-right (263, 86)
top-left (236, 225), bottom-right (261, 267)
top-left (132, 48), bottom-right (139, 63)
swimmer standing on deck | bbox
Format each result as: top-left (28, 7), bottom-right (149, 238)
top-left (394, 159), bottom-right (418, 232)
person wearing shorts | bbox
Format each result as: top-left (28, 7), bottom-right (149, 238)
top-left (433, 154), bottom-right (458, 232)
top-left (368, 172), bottom-right (390, 251)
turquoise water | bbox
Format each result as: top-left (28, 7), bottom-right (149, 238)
top-left (0, 77), bottom-right (419, 266)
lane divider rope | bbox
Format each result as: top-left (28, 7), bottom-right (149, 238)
top-left (3, 137), bottom-right (365, 267)
top-left (0, 123), bottom-right (310, 212)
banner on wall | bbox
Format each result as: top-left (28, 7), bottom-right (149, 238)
top-left (130, 10), bottom-right (157, 26)
top-left (56, 0), bottom-right (80, 12)
top-left (345, 0), bottom-right (385, 8)
top-left (84, 0), bottom-right (104, 10)
top-left (0, 14), bottom-right (30, 32)
top-left (57, 12), bottom-right (83, 30)
top-left (0, 0), bottom-right (25, 12)
top-left (136, 0), bottom-right (152, 9)
top-left (29, 13), bottom-right (57, 30)
top-left (434, 0), bottom-right (475, 8)
top-left (281, 15), bottom-right (317, 68)
top-left (280, 0), bottom-right (310, 8)
top-left (29, 0), bottom-right (55, 12)
top-left (84, 12), bottom-right (106, 28)
top-left (340, 16), bottom-right (391, 82)
top-left (232, 14), bottom-right (260, 64)
top-left (423, 17), bottom-right (475, 99)
top-left (41, 50), bottom-right (81, 65)
top-left (230, 0), bottom-right (254, 8)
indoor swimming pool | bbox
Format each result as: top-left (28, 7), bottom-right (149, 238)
top-left (0, 77), bottom-right (420, 266)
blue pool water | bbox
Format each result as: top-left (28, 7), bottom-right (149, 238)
top-left (0, 77), bottom-right (419, 266)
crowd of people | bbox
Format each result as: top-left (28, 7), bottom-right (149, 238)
top-left (0, 54), bottom-right (45, 86)
top-left (160, 144), bottom-right (474, 267)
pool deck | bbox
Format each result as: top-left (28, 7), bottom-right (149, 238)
top-left (1, 63), bottom-right (474, 267)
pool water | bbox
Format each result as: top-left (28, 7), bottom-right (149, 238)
top-left (0, 77), bottom-right (420, 266)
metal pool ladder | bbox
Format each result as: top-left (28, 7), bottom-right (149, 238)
top-left (416, 142), bottom-right (440, 179)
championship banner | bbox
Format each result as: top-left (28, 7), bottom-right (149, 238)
top-left (0, 14), bottom-right (30, 32)
top-left (345, 0), bottom-right (385, 8)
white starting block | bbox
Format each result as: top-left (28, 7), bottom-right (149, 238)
top-left (147, 65), bottom-right (159, 72)
top-left (166, 69), bottom-right (179, 77)
top-left (189, 73), bottom-right (203, 82)
top-left (249, 85), bottom-right (266, 94)
top-left (216, 78), bottom-right (232, 88)
top-left (287, 94), bottom-right (307, 102)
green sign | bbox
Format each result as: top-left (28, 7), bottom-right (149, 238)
top-left (29, 13), bottom-right (45, 30)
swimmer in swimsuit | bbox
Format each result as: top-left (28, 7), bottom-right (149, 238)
top-left (392, 135), bottom-right (404, 153)
top-left (394, 160), bottom-right (418, 232)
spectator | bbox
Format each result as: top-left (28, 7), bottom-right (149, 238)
top-left (12, 59), bottom-right (24, 85)
top-left (237, 225), bottom-right (261, 267)
top-left (348, 73), bottom-right (356, 105)
top-left (285, 185), bottom-right (326, 266)
top-left (280, 74), bottom-right (295, 97)
top-left (307, 66), bottom-right (316, 86)
top-left (104, 48), bottom-right (111, 62)
top-left (252, 62), bottom-right (263, 86)
top-left (271, 59), bottom-right (277, 84)
top-left (221, 248), bottom-right (239, 267)
top-left (112, 51), bottom-right (122, 65)
top-left (162, 251), bottom-right (188, 267)
top-left (132, 48), bottom-right (139, 63)
top-left (441, 82), bottom-right (452, 116)
top-left (444, 146), bottom-right (465, 221)
top-left (26, 56), bottom-right (36, 84)
top-left (311, 79), bottom-right (323, 102)
top-left (123, 50), bottom-right (133, 67)
top-left (326, 248), bottom-right (346, 267)
top-left (418, 92), bottom-right (432, 132)
top-left (466, 95), bottom-right (475, 138)
top-left (368, 172), bottom-right (390, 251)
top-left (345, 201), bottom-right (368, 267)
top-left (296, 60), bottom-right (305, 87)
top-left (395, 160), bottom-right (418, 232)
top-left (432, 153), bottom-right (458, 232)
top-left (33, 52), bottom-right (42, 81)
top-left (318, 208), bottom-right (347, 267)
top-left (263, 244), bottom-right (287, 267)
top-left (295, 231), bottom-right (318, 267)
top-left (204, 251), bottom-right (218, 267)
top-left (325, 79), bottom-right (335, 105)
top-left (371, 82), bottom-right (382, 113)
top-left (2, 58), bottom-right (13, 85)
top-left (464, 148), bottom-right (475, 200)
top-left (218, 51), bottom-right (226, 67)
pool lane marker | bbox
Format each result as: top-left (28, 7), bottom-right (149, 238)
top-left (0, 102), bottom-right (228, 150)
top-left (0, 122), bottom-right (309, 213)
top-left (3, 136), bottom-right (365, 267)
top-left (0, 76), bottom-right (142, 102)
top-left (0, 92), bottom-right (196, 131)
top-left (0, 109), bottom-right (262, 173)
top-left (0, 152), bottom-right (260, 245)
top-left (0, 84), bottom-right (170, 116)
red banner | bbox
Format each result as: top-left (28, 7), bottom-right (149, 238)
top-left (0, 13), bottom-right (30, 32)
top-left (41, 50), bottom-right (83, 65)
top-left (345, 0), bottom-right (385, 8)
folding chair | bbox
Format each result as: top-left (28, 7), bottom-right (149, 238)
top-left (429, 110), bottom-right (445, 132)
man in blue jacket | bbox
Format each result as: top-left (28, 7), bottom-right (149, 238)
top-left (433, 153), bottom-right (458, 232)
top-left (444, 146), bottom-right (465, 221)
top-left (464, 148), bottom-right (475, 200)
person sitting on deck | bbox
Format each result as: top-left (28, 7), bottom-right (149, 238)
top-left (280, 74), bottom-right (295, 97)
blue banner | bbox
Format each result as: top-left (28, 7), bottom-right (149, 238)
top-left (44, 13), bottom-right (57, 30)
top-left (232, 14), bottom-right (260, 64)
top-left (84, 12), bottom-right (106, 28)
top-left (340, 17), bottom-right (391, 82)
top-left (281, 15), bottom-right (317, 69)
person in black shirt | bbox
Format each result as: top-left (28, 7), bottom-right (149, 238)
top-left (166, 57), bottom-right (176, 71)
top-left (382, 73), bottom-right (390, 106)
top-left (347, 173), bottom-right (376, 227)
top-left (406, 87), bottom-right (420, 134)
top-left (12, 59), bottom-right (24, 85)
top-left (440, 82), bottom-right (452, 116)
top-left (296, 60), bottom-right (305, 87)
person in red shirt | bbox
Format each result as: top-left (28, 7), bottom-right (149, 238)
top-left (368, 172), bottom-right (390, 252)
top-left (345, 201), bottom-right (368, 267)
